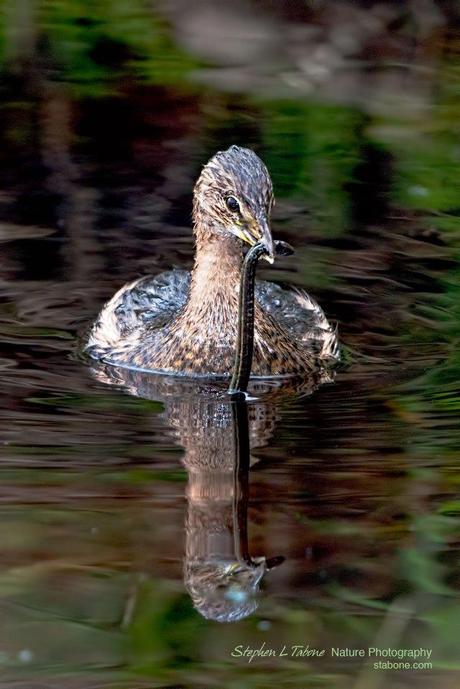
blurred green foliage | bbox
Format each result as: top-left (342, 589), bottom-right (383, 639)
top-left (1, 0), bottom-right (200, 96)
top-left (259, 100), bottom-right (363, 237)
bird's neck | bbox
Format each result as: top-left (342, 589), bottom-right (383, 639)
top-left (186, 229), bottom-right (243, 318)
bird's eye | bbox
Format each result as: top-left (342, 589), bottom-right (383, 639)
top-left (226, 196), bottom-right (240, 213)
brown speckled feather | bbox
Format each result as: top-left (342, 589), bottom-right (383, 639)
top-left (85, 146), bottom-right (339, 376)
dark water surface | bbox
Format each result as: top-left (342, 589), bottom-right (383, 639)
top-left (0, 2), bottom-right (459, 688)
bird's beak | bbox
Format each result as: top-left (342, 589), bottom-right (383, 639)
top-left (257, 216), bottom-right (275, 264)
top-left (233, 215), bottom-right (275, 264)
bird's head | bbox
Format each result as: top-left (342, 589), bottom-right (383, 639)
top-left (193, 145), bottom-right (275, 262)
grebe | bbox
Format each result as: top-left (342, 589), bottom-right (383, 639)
top-left (85, 146), bottom-right (338, 376)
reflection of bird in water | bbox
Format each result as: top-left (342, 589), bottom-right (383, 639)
top-left (182, 399), bottom-right (277, 622)
top-left (89, 365), bottom-right (326, 622)
top-left (85, 145), bottom-right (338, 376)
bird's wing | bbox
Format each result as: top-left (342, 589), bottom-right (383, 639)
top-left (255, 280), bottom-right (339, 360)
top-left (113, 270), bottom-right (190, 332)
top-left (87, 270), bottom-right (190, 353)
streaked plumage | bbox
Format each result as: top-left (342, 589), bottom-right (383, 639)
top-left (85, 145), bottom-right (338, 376)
